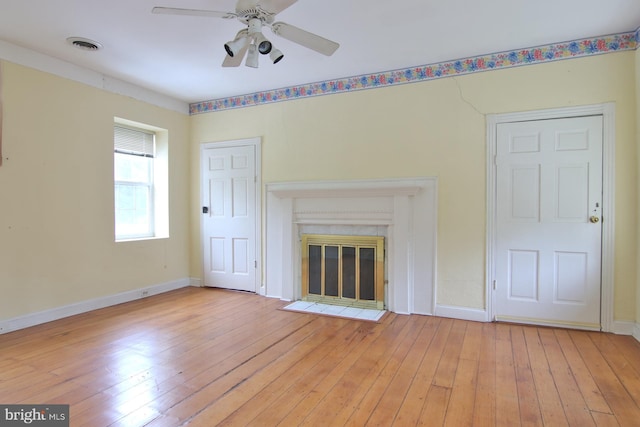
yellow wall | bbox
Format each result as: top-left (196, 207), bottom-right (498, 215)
top-left (191, 52), bottom-right (638, 321)
top-left (0, 61), bottom-right (191, 321)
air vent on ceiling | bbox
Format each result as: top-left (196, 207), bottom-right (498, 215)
top-left (66, 37), bottom-right (103, 51)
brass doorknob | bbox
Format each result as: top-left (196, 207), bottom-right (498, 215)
top-left (590, 216), bottom-right (600, 223)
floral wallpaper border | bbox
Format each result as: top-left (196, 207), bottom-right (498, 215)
top-left (190, 30), bottom-right (639, 115)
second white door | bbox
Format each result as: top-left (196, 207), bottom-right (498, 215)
top-left (494, 116), bottom-right (603, 329)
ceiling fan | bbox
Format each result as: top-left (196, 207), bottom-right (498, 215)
top-left (152, 0), bottom-right (340, 68)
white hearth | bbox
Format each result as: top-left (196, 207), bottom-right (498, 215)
top-left (264, 178), bottom-right (437, 315)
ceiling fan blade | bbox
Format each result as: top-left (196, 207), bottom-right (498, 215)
top-left (257, 0), bottom-right (298, 14)
top-left (152, 7), bottom-right (236, 19)
top-left (222, 45), bottom-right (249, 67)
top-left (271, 22), bottom-right (339, 56)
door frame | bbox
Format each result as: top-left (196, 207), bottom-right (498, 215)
top-left (200, 137), bottom-right (262, 293)
top-left (486, 103), bottom-right (615, 332)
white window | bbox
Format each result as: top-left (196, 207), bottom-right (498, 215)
top-left (114, 125), bottom-right (156, 240)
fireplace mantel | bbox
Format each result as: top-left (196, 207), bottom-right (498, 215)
top-left (266, 178), bottom-right (426, 199)
top-left (264, 178), bottom-right (437, 315)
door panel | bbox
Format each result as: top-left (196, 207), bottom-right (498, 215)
top-left (556, 165), bottom-right (588, 220)
top-left (210, 238), bottom-right (225, 272)
top-left (495, 116), bottom-right (602, 329)
top-left (233, 178), bottom-right (249, 216)
top-left (510, 165), bottom-right (540, 220)
top-left (202, 144), bottom-right (257, 292)
top-left (508, 249), bottom-right (538, 301)
top-left (233, 238), bottom-right (249, 274)
top-left (554, 251), bottom-right (588, 303)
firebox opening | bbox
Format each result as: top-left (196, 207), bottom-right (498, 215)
top-left (301, 234), bottom-right (385, 310)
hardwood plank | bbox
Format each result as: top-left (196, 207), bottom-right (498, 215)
top-left (510, 325), bottom-right (544, 427)
top-left (109, 384), bottom-right (194, 426)
top-left (0, 371), bottom-right (70, 403)
top-left (388, 317), bottom-right (451, 426)
top-left (472, 322), bottom-right (497, 427)
top-left (18, 377), bottom-right (96, 406)
top-left (588, 331), bottom-right (640, 409)
top-left (0, 361), bottom-right (36, 381)
top-left (537, 328), bottom-right (595, 426)
top-left (553, 329), bottom-right (612, 415)
top-left (590, 411), bottom-right (621, 427)
top-left (569, 330), bottom-right (640, 426)
top-left (443, 358), bottom-right (478, 426)
top-left (494, 323), bottom-right (521, 427)
top-left (346, 315), bottom-right (430, 426)
top-left (443, 321), bottom-right (484, 427)
top-left (418, 385), bottom-right (451, 426)
top-left (368, 316), bottom-right (440, 426)
top-left (459, 320), bottom-right (484, 362)
top-left (603, 332), bottom-right (640, 374)
top-left (523, 327), bottom-right (569, 426)
top-left (432, 319), bottom-right (467, 388)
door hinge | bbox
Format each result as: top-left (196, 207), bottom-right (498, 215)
top-left (493, 280), bottom-right (497, 290)
top-left (255, 260), bottom-right (257, 268)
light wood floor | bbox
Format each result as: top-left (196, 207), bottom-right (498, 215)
top-left (1, 288), bottom-right (640, 426)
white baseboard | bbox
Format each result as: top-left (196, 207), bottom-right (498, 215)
top-left (633, 323), bottom-right (640, 343)
top-left (189, 277), bottom-right (203, 287)
top-left (0, 278), bottom-right (191, 335)
top-left (611, 320), bottom-right (637, 336)
top-left (435, 304), bottom-right (489, 322)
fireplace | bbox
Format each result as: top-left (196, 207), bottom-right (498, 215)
top-left (264, 178), bottom-right (437, 315)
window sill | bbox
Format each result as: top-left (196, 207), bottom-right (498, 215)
top-left (116, 235), bottom-right (169, 243)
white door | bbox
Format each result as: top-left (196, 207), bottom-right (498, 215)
top-left (201, 143), bottom-right (258, 292)
top-left (494, 116), bottom-right (603, 329)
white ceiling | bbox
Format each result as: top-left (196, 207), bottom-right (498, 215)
top-left (1, 0), bottom-right (639, 105)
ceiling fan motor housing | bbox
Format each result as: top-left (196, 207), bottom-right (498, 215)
top-left (247, 17), bottom-right (262, 34)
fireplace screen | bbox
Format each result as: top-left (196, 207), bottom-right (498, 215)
top-left (302, 234), bottom-right (384, 309)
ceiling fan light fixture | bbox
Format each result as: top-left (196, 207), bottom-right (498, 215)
top-left (224, 31), bottom-right (249, 57)
top-left (270, 48), bottom-right (284, 64)
top-left (245, 43), bottom-right (259, 68)
top-left (254, 33), bottom-right (272, 55)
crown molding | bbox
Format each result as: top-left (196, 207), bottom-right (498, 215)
top-left (0, 39), bottom-right (189, 115)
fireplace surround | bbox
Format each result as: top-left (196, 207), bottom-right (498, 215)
top-left (264, 178), bottom-right (437, 315)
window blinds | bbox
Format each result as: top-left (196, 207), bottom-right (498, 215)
top-left (114, 125), bottom-right (155, 157)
